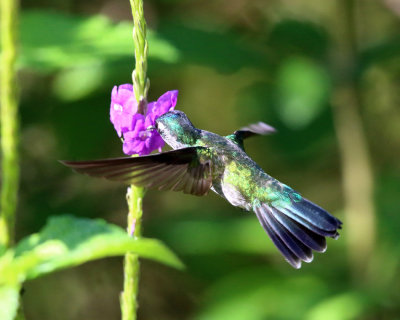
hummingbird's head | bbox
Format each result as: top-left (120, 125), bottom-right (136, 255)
top-left (155, 110), bottom-right (200, 149)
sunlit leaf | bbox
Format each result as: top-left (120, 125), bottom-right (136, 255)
top-left (196, 268), bottom-right (330, 320)
top-left (1, 215), bottom-right (182, 283)
top-left (52, 63), bottom-right (106, 101)
top-left (305, 292), bottom-right (367, 320)
top-left (0, 244), bottom-right (6, 257)
top-left (18, 10), bottom-right (180, 72)
top-left (0, 285), bottom-right (20, 320)
top-left (276, 57), bottom-right (331, 129)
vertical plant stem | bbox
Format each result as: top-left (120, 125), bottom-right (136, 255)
top-left (130, 0), bottom-right (150, 104)
top-left (0, 1), bottom-right (25, 319)
top-left (331, 0), bottom-right (375, 282)
top-left (121, 186), bottom-right (145, 320)
top-left (0, 0), bottom-right (20, 248)
top-left (120, 1), bottom-right (149, 320)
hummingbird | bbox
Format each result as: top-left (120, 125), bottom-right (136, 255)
top-left (62, 110), bottom-right (342, 268)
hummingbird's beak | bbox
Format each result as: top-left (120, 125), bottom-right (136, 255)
top-left (146, 125), bottom-right (156, 132)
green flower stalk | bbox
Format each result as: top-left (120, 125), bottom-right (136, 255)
top-left (121, 185), bottom-right (145, 320)
top-left (120, 0), bottom-right (149, 319)
top-left (0, 0), bottom-right (20, 248)
top-left (130, 0), bottom-right (150, 103)
top-left (0, 0), bottom-right (24, 318)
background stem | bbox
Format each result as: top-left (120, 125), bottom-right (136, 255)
top-left (0, 0), bottom-right (20, 249)
top-left (331, 0), bottom-right (375, 282)
top-left (0, 0), bottom-right (25, 319)
top-left (120, 0), bottom-right (149, 319)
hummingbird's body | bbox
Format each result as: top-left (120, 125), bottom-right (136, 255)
top-left (156, 111), bottom-right (284, 211)
top-left (63, 110), bottom-right (342, 268)
top-left (191, 130), bottom-right (283, 212)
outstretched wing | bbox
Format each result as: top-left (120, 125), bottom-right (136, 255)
top-left (61, 147), bottom-right (213, 196)
top-left (227, 122), bottom-right (276, 150)
top-left (234, 122), bottom-right (276, 139)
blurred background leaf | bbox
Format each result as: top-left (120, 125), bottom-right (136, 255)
top-left (305, 292), bottom-right (367, 320)
top-left (275, 57), bottom-right (330, 129)
top-left (19, 10), bottom-right (180, 72)
top-left (0, 286), bottom-right (20, 320)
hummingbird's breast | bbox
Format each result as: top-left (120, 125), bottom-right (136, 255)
top-left (198, 131), bottom-right (267, 211)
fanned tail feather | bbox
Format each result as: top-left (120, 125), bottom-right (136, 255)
top-left (254, 198), bottom-right (342, 269)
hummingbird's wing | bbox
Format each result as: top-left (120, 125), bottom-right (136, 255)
top-left (228, 122), bottom-right (276, 150)
top-left (234, 122), bottom-right (276, 140)
top-left (61, 147), bottom-right (212, 196)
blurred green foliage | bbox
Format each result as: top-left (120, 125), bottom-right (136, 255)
top-left (1, 0), bottom-right (399, 319)
top-left (20, 10), bottom-right (180, 71)
top-left (0, 215), bottom-right (182, 320)
top-left (0, 285), bottom-right (19, 320)
top-left (275, 56), bottom-right (330, 129)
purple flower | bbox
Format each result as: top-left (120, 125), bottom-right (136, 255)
top-left (110, 84), bottom-right (138, 137)
top-left (110, 85), bottom-right (178, 156)
top-left (122, 113), bottom-right (164, 155)
top-left (147, 90), bottom-right (178, 122)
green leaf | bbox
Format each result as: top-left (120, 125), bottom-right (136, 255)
top-left (2, 215), bottom-right (182, 283)
top-left (0, 244), bottom-right (6, 257)
top-left (0, 285), bottom-right (20, 320)
top-left (157, 21), bottom-right (268, 73)
top-left (18, 10), bottom-right (180, 72)
top-left (196, 268), bottom-right (330, 320)
top-left (276, 57), bottom-right (331, 129)
top-left (158, 217), bottom-right (273, 255)
top-left (305, 292), bottom-right (367, 320)
top-left (52, 63), bottom-right (106, 101)
top-left (359, 37), bottom-right (400, 76)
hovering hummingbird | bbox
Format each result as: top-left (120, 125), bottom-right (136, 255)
top-left (62, 110), bottom-right (342, 268)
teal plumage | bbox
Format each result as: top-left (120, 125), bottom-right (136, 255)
top-left (62, 110), bottom-right (342, 268)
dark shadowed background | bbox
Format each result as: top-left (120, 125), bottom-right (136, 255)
top-left (7, 0), bottom-right (400, 319)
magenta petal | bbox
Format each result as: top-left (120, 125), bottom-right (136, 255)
top-left (123, 133), bottom-right (143, 155)
top-left (111, 86), bottom-right (118, 100)
top-left (118, 84), bottom-right (133, 92)
top-left (123, 139), bottom-right (140, 155)
top-left (135, 141), bottom-right (147, 155)
top-left (110, 106), bottom-right (123, 137)
top-left (156, 90), bottom-right (178, 114)
top-left (116, 89), bottom-right (133, 105)
top-left (110, 84), bottom-right (139, 137)
top-left (149, 134), bottom-right (164, 151)
top-left (132, 114), bottom-right (145, 135)
top-left (144, 113), bottom-right (155, 128)
top-left (119, 112), bottom-right (135, 133)
top-left (146, 101), bottom-right (156, 116)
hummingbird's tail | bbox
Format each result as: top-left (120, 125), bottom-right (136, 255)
top-left (254, 198), bottom-right (342, 269)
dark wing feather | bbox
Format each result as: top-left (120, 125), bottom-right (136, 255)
top-left (61, 147), bottom-right (212, 196)
top-left (253, 196), bottom-right (342, 268)
top-left (254, 205), bottom-right (301, 269)
top-left (234, 122), bottom-right (276, 140)
top-left (229, 122), bottom-right (276, 151)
